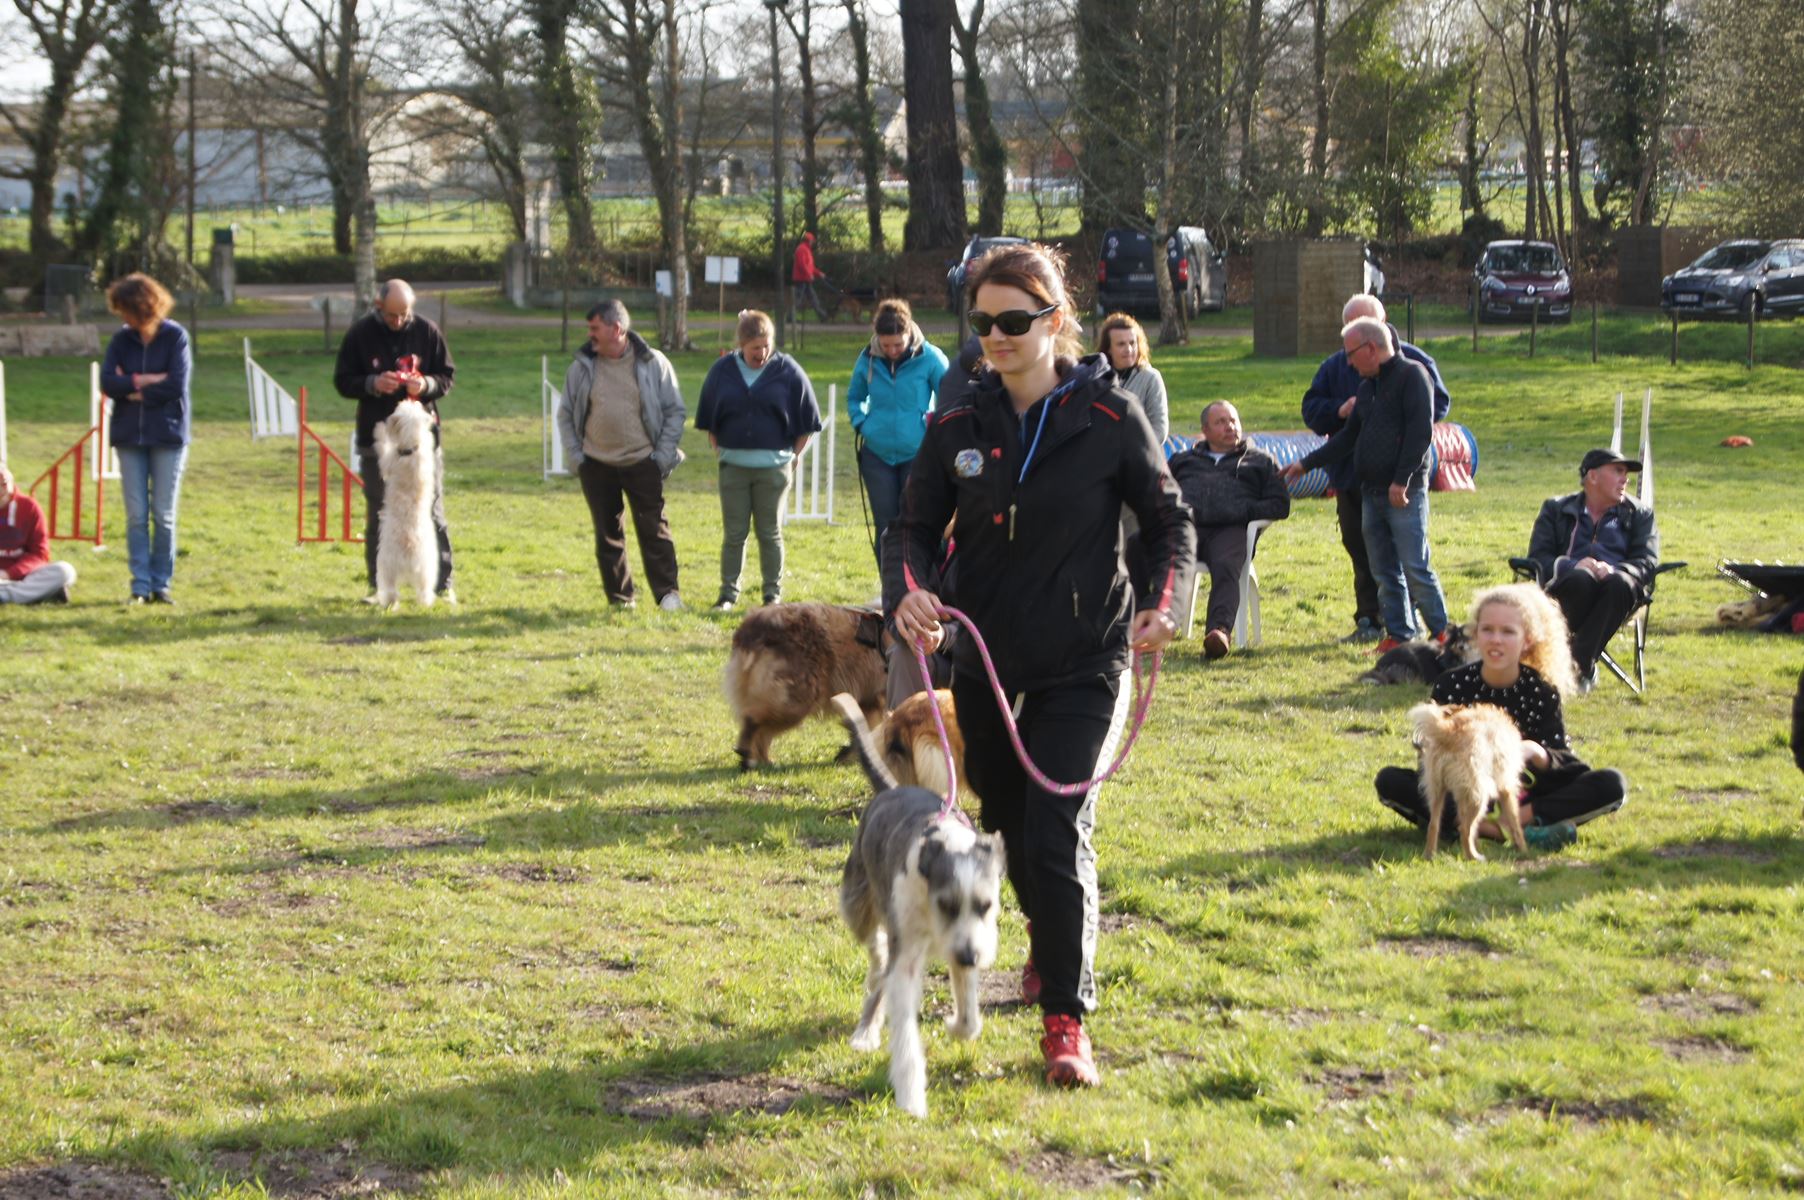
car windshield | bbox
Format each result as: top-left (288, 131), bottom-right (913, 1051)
top-left (1104, 231), bottom-right (1155, 264)
top-left (1487, 245), bottom-right (1563, 274)
top-left (1689, 243), bottom-right (1768, 271)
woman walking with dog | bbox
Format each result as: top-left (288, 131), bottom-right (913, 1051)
top-left (847, 298), bottom-right (947, 570)
top-left (695, 309), bottom-right (822, 610)
top-left (99, 273), bottom-right (192, 605)
top-left (886, 242), bottom-right (1195, 1093)
top-left (1375, 582), bottom-right (1628, 849)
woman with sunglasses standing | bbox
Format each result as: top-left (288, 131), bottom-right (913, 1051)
top-left (884, 243), bottom-right (1195, 1094)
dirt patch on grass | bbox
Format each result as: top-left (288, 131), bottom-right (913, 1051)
top-left (1656, 1035), bottom-right (1751, 1063)
top-left (1312, 1065), bottom-right (1398, 1102)
top-left (1674, 788), bottom-right (1758, 806)
top-left (231, 766), bottom-right (318, 782)
top-left (448, 765), bottom-right (536, 784)
top-left (1381, 934), bottom-right (1499, 958)
top-left (160, 800), bottom-right (255, 824)
top-left (1642, 990), bottom-right (1758, 1019)
top-left (1281, 1008), bottom-right (1333, 1028)
top-left (1498, 1094), bottom-right (1657, 1126)
top-left (977, 968), bottom-right (1027, 1011)
top-left (212, 1147), bottom-right (420, 1197)
top-left (0, 1162), bottom-right (170, 1199)
top-left (1650, 841), bottom-right (1778, 865)
top-left (325, 634), bottom-right (379, 646)
top-left (1017, 1149), bottom-right (1159, 1191)
top-left (485, 862), bottom-right (589, 884)
top-left (603, 1072), bottom-right (857, 1120)
top-left (1099, 911), bottom-right (1169, 935)
top-left (359, 828), bottom-right (487, 853)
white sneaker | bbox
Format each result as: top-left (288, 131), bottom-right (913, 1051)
top-left (440, 588), bottom-right (458, 606)
top-left (658, 592), bottom-right (685, 612)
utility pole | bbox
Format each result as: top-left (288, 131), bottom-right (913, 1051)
top-left (765, 0), bottom-right (787, 349)
top-left (186, 49), bottom-right (197, 272)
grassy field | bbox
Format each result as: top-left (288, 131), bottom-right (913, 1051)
top-left (1, 314), bottom-right (1801, 1197)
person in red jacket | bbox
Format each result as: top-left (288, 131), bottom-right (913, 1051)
top-left (0, 463), bottom-right (76, 604)
top-left (790, 231), bottom-right (830, 323)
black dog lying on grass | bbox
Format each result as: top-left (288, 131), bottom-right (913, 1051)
top-left (1357, 626), bottom-right (1477, 687)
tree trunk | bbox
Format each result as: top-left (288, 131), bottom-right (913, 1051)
top-left (531, 0), bottom-right (600, 260)
top-left (1630, 0), bottom-right (1667, 225)
top-left (353, 193), bottom-right (377, 309)
top-left (841, 0), bottom-right (885, 251)
top-left (1153, 1), bottom-right (1184, 345)
top-left (1551, 0), bottom-right (1587, 239)
top-left (952, 0), bottom-right (1008, 236)
top-left (782, 1), bottom-right (823, 240)
top-left (1076, 0), bottom-right (1146, 232)
top-left (1236, 0), bottom-right (1265, 230)
top-left (1304, 0), bottom-right (1329, 236)
top-left (1519, 0), bottom-right (1545, 239)
top-left (1461, 65), bottom-right (1485, 219)
top-left (900, 0), bottom-right (967, 249)
top-left (76, 0), bottom-right (171, 270)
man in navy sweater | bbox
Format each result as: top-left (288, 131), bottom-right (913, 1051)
top-left (1301, 294), bottom-right (1448, 643)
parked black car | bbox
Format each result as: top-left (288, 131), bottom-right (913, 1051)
top-left (1470, 240), bottom-right (1572, 322)
top-left (1662, 239), bottom-right (1804, 318)
top-left (1095, 227), bottom-right (1227, 318)
top-left (945, 234), bottom-right (1029, 313)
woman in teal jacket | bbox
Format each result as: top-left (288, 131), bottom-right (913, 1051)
top-left (846, 299), bottom-right (947, 566)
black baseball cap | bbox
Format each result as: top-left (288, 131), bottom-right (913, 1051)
top-left (1579, 448), bottom-right (1641, 477)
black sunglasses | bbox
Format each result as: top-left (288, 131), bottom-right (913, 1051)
top-left (969, 303), bottom-right (1057, 337)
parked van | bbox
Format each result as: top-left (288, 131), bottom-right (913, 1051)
top-left (1095, 226), bottom-right (1227, 317)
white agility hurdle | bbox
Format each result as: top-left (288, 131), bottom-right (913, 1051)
top-left (89, 363), bottom-right (119, 481)
top-left (788, 383), bottom-right (836, 523)
top-left (541, 356), bottom-right (570, 478)
top-left (245, 338), bottom-right (300, 440)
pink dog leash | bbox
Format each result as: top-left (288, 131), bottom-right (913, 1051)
top-left (911, 604), bottom-right (1162, 819)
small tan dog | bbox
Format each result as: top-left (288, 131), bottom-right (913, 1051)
top-left (724, 603), bottom-right (889, 768)
top-left (1409, 701), bottom-right (1528, 861)
top-left (872, 689), bottom-right (970, 801)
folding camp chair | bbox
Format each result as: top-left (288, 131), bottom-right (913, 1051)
top-left (1510, 389), bottom-right (1686, 695)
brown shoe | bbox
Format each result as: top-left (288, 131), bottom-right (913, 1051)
top-left (1203, 628), bottom-right (1231, 659)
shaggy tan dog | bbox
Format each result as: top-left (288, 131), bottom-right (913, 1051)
top-left (724, 603), bottom-right (888, 768)
top-left (1410, 701), bottom-right (1528, 862)
top-left (873, 689), bottom-right (970, 803)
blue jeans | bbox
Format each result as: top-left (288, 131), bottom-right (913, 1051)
top-left (115, 444), bottom-right (189, 596)
top-left (857, 447), bottom-right (912, 567)
top-left (1361, 486), bottom-right (1448, 641)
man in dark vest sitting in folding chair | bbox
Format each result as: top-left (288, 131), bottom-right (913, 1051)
top-left (1524, 448), bottom-right (1661, 694)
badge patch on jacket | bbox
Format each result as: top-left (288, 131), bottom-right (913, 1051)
top-left (954, 448), bottom-right (984, 479)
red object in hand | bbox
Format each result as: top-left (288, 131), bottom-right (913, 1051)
top-left (393, 354), bottom-right (423, 384)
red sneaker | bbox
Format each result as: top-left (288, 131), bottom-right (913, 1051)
top-left (1371, 636), bottom-right (1404, 655)
top-left (1040, 1014), bottom-right (1100, 1088)
top-left (1021, 958), bottom-right (1042, 1006)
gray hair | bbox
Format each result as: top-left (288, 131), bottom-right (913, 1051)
top-left (376, 279), bottom-right (415, 305)
top-left (1342, 293), bottom-right (1385, 324)
top-left (1342, 316), bottom-right (1390, 349)
top-left (586, 299), bottom-right (630, 327)
top-left (1200, 400), bottom-right (1236, 426)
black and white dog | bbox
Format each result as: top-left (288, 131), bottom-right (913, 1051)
top-left (1358, 625), bottom-right (1477, 687)
top-left (832, 693), bottom-right (1005, 1118)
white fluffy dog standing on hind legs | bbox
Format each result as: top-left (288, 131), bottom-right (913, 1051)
top-left (833, 693), bottom-right (1004, 1118)
top-left (372, 401), bottom-right (440, 610)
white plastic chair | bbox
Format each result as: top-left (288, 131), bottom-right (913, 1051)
top-left (1180, 518), bottom-right (1276, 648)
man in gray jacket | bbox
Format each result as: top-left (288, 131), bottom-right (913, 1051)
top-left (559, 301), bottom-right (687, 609)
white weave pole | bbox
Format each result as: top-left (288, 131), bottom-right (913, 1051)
top-left (90, 363), bottom-right (119, 481)
top-left (542, 355), bottom-right (569, 479)
top-left (787, 383), bottom-right (836, 522)
top-left (1609, 391), bottom-right (1624, 455)
top-left (1639, 387), bottom-right (1654, 509)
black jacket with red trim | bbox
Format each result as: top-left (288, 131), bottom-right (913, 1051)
top-left (883, 354), bottom-right (1195, 694)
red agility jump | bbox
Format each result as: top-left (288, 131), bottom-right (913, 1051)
top-left (29, 373), bottom-right (113, 546)
top-left (296, 386), bottom-right (363, 544)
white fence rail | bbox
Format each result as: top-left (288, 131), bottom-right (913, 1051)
top-left (244, 339), bottom-right (299, 440)
top-left (542, 356), bottom-right (571, 478)
top-left (787, 383), bottom-right (835, 522)
top-left (90, 363), bottom-right (119, 481)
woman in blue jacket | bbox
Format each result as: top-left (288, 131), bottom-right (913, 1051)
top-left (846, 298), bottom-right (946, 566)
top-left (695, 309), bottom-right (822, 609)
top-left (99, 274), bottom-right (192, 605)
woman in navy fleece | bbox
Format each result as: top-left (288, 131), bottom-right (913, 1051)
top-left (99, 274), bottom-right (192, 605)
top-left (695, 310), bottom-right (822, 609)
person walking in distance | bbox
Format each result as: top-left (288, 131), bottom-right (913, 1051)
top-left (558, 300), bottom-right (688, 610)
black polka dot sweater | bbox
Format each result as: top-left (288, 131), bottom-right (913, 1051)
top-left (1429, 662), bottom-right (1575, 766)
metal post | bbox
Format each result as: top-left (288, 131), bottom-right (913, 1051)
top-left (439, 291), bottom-right (448, 331)
top-left (1591, 298), bottom-right (1598, 364)
top-left (1528, 297), bottom-right (1538, 358)
top-left (1405, 294), bottom-right (1414, 345)
top-left (323, 304), bottom-right (331, 353)
top-left (185, 49), bottom-right (196, 272)
top-left (1746, 298), bottom-right (1755, 370)
top-left (1470, 289), bottom-right (1479, 353)
top-left (296, 387), bottom-right (307, 542)
top-left (1669, 313), bottom-right (1677, 366)
top-left (561, 273), bottom-right (570, 354)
